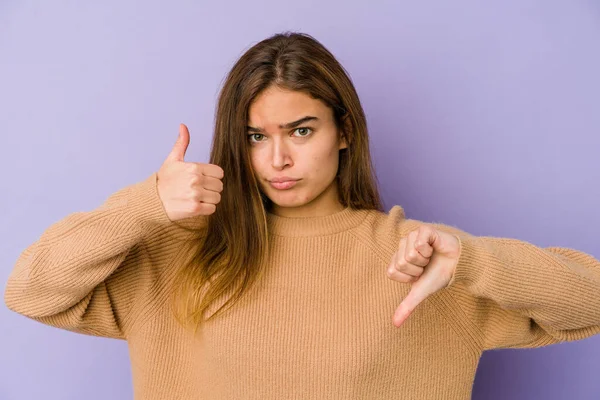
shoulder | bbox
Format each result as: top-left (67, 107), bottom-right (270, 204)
top-left (352, 205), bottom-right (416, 262)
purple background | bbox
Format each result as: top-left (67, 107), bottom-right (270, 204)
top-left (1, 1), bottom-right (599, 399)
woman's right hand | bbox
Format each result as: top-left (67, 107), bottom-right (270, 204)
top-left (157, 123), bottom-right (224, 222)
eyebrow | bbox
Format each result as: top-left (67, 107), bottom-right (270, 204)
top-left (246, 116), bottom-right (319, 133)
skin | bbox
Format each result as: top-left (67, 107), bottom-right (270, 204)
top-left (247, 85), bottom-right (347, 218)
top-left (246, 85), bottom-right (462, 328)
top-left (387, 225), bottom-right (461, 327)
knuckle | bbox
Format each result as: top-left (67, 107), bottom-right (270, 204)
top-left (189, 174), bottom-right (200, 186)
top-left (189, 186), bottom-right (200, 199)
top-left (189, 202), bottom-right (201, 213)
top-left (407, 249), bottom-right (418, 261)
top-left (395, 255), bottom-right (406, 268)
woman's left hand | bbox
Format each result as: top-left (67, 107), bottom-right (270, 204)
top-left (386, 224), bottom-right (461, 327)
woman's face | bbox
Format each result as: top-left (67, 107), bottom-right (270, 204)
top-left (247, 85), bottom-right (347, 217)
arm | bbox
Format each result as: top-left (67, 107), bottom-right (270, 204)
top-left (4, 172), bottom-right (189, 339)
top-left (432, 222), bottom-right (600, 350)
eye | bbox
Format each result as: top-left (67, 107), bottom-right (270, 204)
top-left (247, 133), bottom-right (264, 143)
top-left (293, 127), bottom-right (313, 137)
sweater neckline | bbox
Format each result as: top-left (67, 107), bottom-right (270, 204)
top-left (266, 206), bottom-right (371, 237)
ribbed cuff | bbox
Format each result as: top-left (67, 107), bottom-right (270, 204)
top-left (125, 172), bottom-right (175, 234)
top-left (447, 235), bottom-right (487, 288)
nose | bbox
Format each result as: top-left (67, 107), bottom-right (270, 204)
top-left (271, 137), bottom-right (293, 169)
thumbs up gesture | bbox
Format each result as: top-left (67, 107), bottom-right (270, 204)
top-left (386, 224), bottom-right (461, 327)
top-left (157, 123), bottom-right (224, 222)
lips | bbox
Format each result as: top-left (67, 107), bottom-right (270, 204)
top-left (268, 179), bottom-right (298, 190)
top-left (269, 176), bottom-right (298, 183)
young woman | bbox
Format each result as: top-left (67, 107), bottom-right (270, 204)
top-left (5, 32), bottom-right (600, 400)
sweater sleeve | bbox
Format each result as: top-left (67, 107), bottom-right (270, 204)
top-left (430, 222), bottom-right (600, 351)
top-left (4, 172), bottom-right (184, 340)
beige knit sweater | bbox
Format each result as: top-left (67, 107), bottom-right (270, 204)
top-left (5, 172), bottom-right (600, 399)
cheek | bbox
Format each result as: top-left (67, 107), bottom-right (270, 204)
top-left (249, 154), bottom-right (258, 170)
top-left (249, 153), bottom-right (265, 180)
top-left (327, 142), bottom-right (341, 161)
top-left (249, 149), bottom-right (264, 168)
top-left (311, 146), bottom-right (339, 173)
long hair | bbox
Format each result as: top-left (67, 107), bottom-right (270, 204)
top-left (170, 31), bottom-right (384, 332)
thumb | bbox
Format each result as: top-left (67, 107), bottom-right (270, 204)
top-left (167, 123), bottom-right (190, 162)
top-left (393, 284), bottom-right (428, 327)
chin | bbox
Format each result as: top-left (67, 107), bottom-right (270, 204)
top-left (266, 190), bottom-right (313, 209)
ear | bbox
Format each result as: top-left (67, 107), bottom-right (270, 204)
top-left (338, 115), bottom-right (350, 150)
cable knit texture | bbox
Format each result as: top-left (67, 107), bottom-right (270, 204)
top-left (5, 172), bottom-right (600, 399)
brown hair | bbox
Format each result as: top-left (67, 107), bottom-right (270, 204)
top-left (170, 31), bottom-right (383, 332)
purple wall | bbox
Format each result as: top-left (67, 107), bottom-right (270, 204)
top-left (1, 1), bottom-right (599, 399)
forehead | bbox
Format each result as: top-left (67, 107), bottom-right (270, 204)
top-left (248, 86), bottom-right (328, 124)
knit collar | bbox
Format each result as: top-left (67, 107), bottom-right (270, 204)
top-left (266, 206), bottom-right (371, 237)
